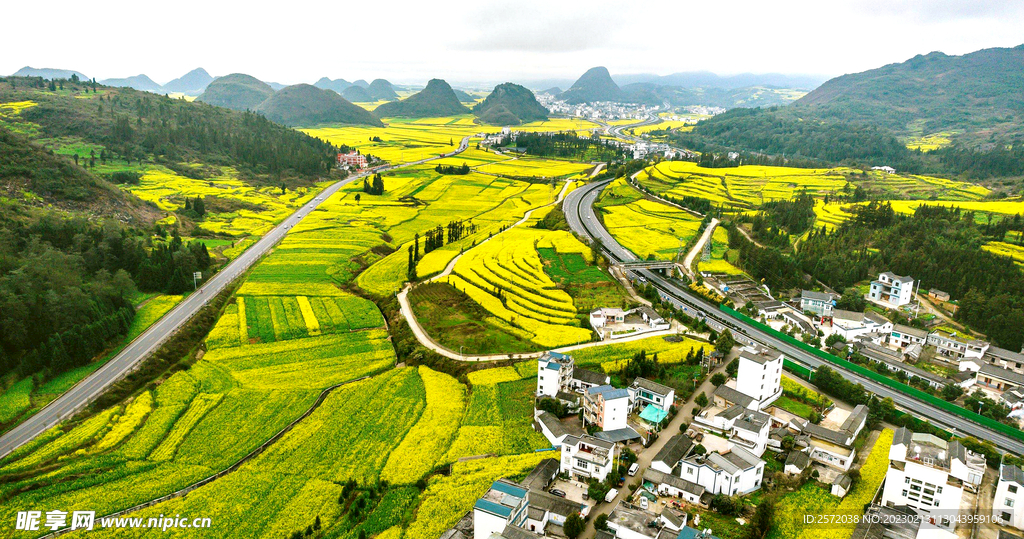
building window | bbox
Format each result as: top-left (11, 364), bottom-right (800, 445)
top-left (1008, 498), bottom-right (1015, 508)
top-left (902, 490), bottom-right (908, 497)
top-left (1004, 512), bottom-right (1012, 521)
top-left (1011, 485), bottom-right (1018, 494)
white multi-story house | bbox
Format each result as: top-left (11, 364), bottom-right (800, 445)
top-left (693, 405), bottom-right (771, 456)
top-left (830, 310), bottom-right (893, 342)
top-left (474, 480), bottom-right (531, 539)
top-left (628, 377), bottom-right (675, 413)
top-left (735, 346), bottom-right (783, 410)
top-left (994, 464), bottom-right (1024, 531)
top-left (881, 428), bottom-right (985, 533)
top-left (928, 329), bottom-right (989, 361)
top-left (868, 272), bottom-right (914, 307)
top-left (560, 434), bottom-right (617, 482)
top-left (679, 446), bottom-right (765, 496)
top-left (537, 351), bottom-right (574, 398)
top-left (473, 477), bottom-right (584, 539)
top-left (800, 290), bottom-right (838, 317)
top-left (583, 385), bottom-right (630, 431)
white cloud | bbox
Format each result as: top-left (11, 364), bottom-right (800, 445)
top-left (1, 0), bottom-right (1020, 86)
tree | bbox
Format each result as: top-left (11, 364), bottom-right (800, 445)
top-left (563, 513), bottom-right (585, 539)
top-left (694, 391), bottom-right (708, 408)
top-left (747, 496), bottom-right (776, 539)
top-left (594, 513), bottom-right (609, 531)
top-left (354, 193), bottom-right (361, 204)
top-left (711, 373), bottom-right (727, 386)
top-left (715, 329), bottom-right (736, 354)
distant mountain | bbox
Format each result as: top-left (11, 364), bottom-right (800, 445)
top-left (453, 89), bottom-right (476, 103)
top-left (373, 79), bottom-right (469, 118)
top-left (267, 82), bottom-right (287, 91)
top-left (352, 79), bottom-right (370, 89)
top-left (341, 85), bottom-right (373, 102)
top-left (620, 82), bottom-right (804, 109)
top-left (367, 79), bottom-right (398, 100)
top-left (559, 67), bottom-right (627, 104)
top-left (162, 68), bottom-right (214, 95)
top-left (540, 87), bottom-right (561, 95)
top-left (196, 73), bottom-right (275, 111)
top-left (255, 84), bottom-right (382, 127)
top-left (11, 66), bottom-right (88, 80)
top-left (473, 83), bottom-right (548, 125)
top-left (100, 74), bottom-right (164, 93)
top-left (314, 77), bottom-right (352, 93)
top-left (612, 71), bottom-right (826, 90)
top-left (791, 45), bottom-right (1024, 141)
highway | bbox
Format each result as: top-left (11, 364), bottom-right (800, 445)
top-left (564, 177), bottom-right (1024, 455)
top-left (0, 136), bottom-right (470, 460)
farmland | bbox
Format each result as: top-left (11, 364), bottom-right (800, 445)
top-left (634, 161), bottom-right (990, 212)
top-left (597, 178), bottom-right (704, 260)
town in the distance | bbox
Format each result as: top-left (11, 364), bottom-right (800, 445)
top-left (1, 11), bottom-right (1024, 539)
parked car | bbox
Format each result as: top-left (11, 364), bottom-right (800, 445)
top-left (549, 489), bottom-right (566, 498)
top-left (604, 488), bottom-right (619, 503)
top-left (628, 463), bottom-right (639, 476)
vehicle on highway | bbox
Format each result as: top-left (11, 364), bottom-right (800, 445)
top-left (604, 488), bottom-right (618, 503)
top-left (549, 489), bottom-right (566, 498)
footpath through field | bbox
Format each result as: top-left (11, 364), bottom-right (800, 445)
top-left (682, 217), bottom-right (719, 278)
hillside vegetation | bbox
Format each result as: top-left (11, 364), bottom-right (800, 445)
top-left (473, 83), bottom-right (548, 125)
top-left (255, 84), bottom-right (383, 127)
top-left (373, 79), bottom-right (469, 118)
top-left (196, 73), bottom-right (275, 111)
top-left (559, 66), bottom-right (627, 104)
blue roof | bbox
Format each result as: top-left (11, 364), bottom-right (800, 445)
top-left (677, 527), bottom-right (719, 539)
top-left (588, 384), bottom-right (629, 400)
top-left (547, 351), bottom-right (571, 360)
top-left (474, 499), bottom-right (512, 518)
top-left (490, 480), bottom-right (527, 498)
top-left (545, 362), bottom-right (560, 371)
top-left (639, 404), bottom-right (669, 424)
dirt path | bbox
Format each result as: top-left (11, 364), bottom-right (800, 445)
top-left (682, 218), bottom-right (719, 278)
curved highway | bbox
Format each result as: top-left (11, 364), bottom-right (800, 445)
top-left (565, 178), bottom-right (1024, 455)
top-left (0, 137), bottom-right (470, 460)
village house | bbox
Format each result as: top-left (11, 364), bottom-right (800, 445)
top-left (994, 463), bottom-right (1024, 531)
top-left (974, 363), bottom-right (1024, 394)
top-left (589, 307), bottom-right (627, 328)
top-left (472, 476), bottom-right (585, 539)
top-left (927, 328), bottom-right (989, 361)
top-left (628, 377), bottom-right (675, 413)
top-left (560, 434), bottom-right (617, 482)
top-left (734, 346), bottom-right (784, 410)
top-left (830, 309), bottom-right (893, 342)
top-left (868, 272), bottom-right (914, 308)
top-left (678, 446), bottom-right (765, 496)
top-left (880, 428), bottom-right (985, 534)
top-left (985, 346), bottom-right (1024, 375)
top-left (337, 151), bottom-right (367, 169)
top-left (534, 410), bottom-right (584, 447)
top-left (800, 290), bottom-right (838, 317)
top-left (791, 404), bottom-right (869, 471)
top-left (583, 385), bottom-right (631, 432)
top-left (536, 351), bottom-right (574, 398)
top-left (889, 324), bottom-right (928, 350)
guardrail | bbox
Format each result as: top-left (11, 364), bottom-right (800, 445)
top-left (719, 304), bottom-right (1024, 444)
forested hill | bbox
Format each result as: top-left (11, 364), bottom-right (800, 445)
top-left (0, 76), bottom-right (341, 189)
top-left (255, 84), bottom-right (383, 127)
top-left (559, 66), bottom-right (627, 104)
top-left (796, 45), bottom-right (1024, 141)
top-left (473, 83), bottom-right (548, 125)
top-left (196, 73), bottom-right (275, 111)
top-left (372, 79), bottom-right (469, 118)
top-left (671, 45), bottom-right (1024, 180)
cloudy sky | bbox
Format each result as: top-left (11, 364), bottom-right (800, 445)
top-left (3, 0), bottom-right (1022, 87)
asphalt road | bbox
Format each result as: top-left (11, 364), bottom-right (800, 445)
top-left (564, 178), bottom-right (1024, 455)
top-left (0, 137), bottom-right (470, 460)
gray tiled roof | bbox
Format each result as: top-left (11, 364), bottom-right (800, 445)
top-left (713, 385), bottom-right (754, 408)
top-left (572, 368), bottom-right (609, 386)
top-left (786, 450), bottom-right (810, 470)
top-left (1002, 464), bottom-right (1024, 485)
top-left (802, 290), bottom-right (835, 302)
top-left (643, 468), bottom-right (705, 497)
top-left (892, 324), bottom-right (928, 339)
top-left (632, 377), bottom-right (674, 396)
top-left (652, 434), bottom-right (694, 468)
top-left (980, 363), bottom-right (1024, 386)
